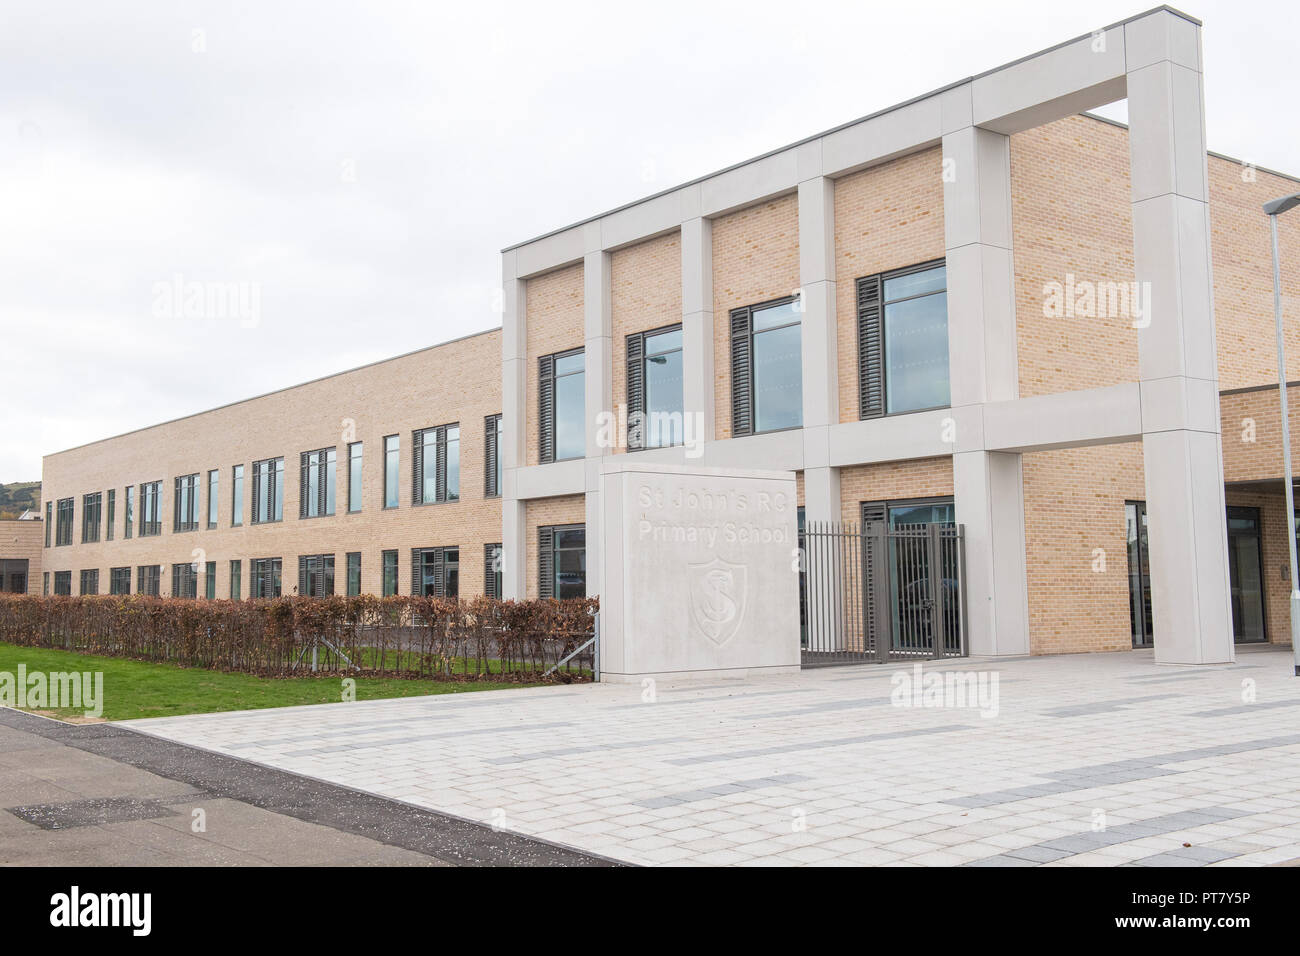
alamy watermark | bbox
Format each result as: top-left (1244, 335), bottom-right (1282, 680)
top-left (151, 273), bottom-right (261, 327)
top-left (890, 663), bottom-right (999, 718)
top-left (1043, 273), bottom-right (1152, 328)
top-left (1, 665), bottom-right (103, 718)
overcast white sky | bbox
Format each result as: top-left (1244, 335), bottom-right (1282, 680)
top-left (1, 0), bottom-right (1296, 480)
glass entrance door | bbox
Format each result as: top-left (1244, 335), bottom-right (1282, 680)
top-left (1125, 502), bottom-right (1153, 648)
top-left (1226, 506), bottom-right (1266, 643)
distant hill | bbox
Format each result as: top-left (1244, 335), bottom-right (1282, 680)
top-left (0, 481), bottom-right (41, 519)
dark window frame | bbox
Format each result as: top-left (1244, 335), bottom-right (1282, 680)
top-left (207, 469), bottom-right (219, 529)
top-left (137, 564), bottom-right (161, 597)
top-left (171, 562), bottom-right (198, 599)
top-left (55, 498), bottom-right (74, 547)
top-left (625, 322), bottom-right (684, 450)
top-left (81, 492), bottom-right (102, 543)
top-left (106, 489), bottom-right (116, 542)
top-left (299, 446), bottom-right (337, 519)
top-left (79, 568), bottom-right (99, 595)
top-left (538, 523), bottom-right (585, 600)
top-left (139, 481), bottom-right (162, 537)
top-left (109, 566), bottom-right (131, 595)
top-left (251, 457), bottom-right (284, 524)
top-left (484, 414), bottom-right (502, 498)
top-left (297, 553), bottom-right (336, 597)
top-left (539, 347), bottom-right (585, 464)
top-left (857, 258), bottom-right (949, 420)
top-left (381, 549), bottom-right (398, 596)
top-left (382, 435), bottom-right (400, 509)
top-left (346, 552), bottom-right (361, 596)
top-left (410, 546), bottom-right (459, 598)
top-left (347, 441), bottom-right (363, 513)
top-left (174, 473), bottom-right (200, 533)
top-left (484, 543), bottom-right (503, 598)
top-left (412, 424), bottom-right (460, 506)
top-left (730, 295), bottom-right (802, 437)
top-left (251, 557), bottom-right (283, 598)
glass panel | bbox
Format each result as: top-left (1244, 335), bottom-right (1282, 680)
top-left (645, 347), bottom-right (683, 447)
top-left (883, 264), bottom-right (946, 301)
top-left (273, 460), bottom-right (284, 521)
top-left (384, 437), bottom-right (399, 508)
top-left (555, 548), bottom-right (586, 600)
top-left (325, 448), bottom-right (336, 515)
top-left (645, 327), bottom-right (682, 354)
top-left (555, 527), bottom-right (585, 549)
top-left (555, 371), bottom-right (585, 460)
top-left (349, 444), bottom-right (362, 512)
top-left (446, 426), bottom-right (459, 501)
top-left (752, 299), bottom-right (800, 332)
top-left (231, 466), bottom-right (243, 526)
top-left (554, 351), bottom-right (584, 375)
top-left (753, 323), bottom-right (802, 432)
top-left (307, 457), bottom-right (320, 517)
top-left (444, 549), bottom-right (459, 599)
top-left (885, 291), bottom-right (950, 413)
top-left (422, 432), bottom-right (437, 502)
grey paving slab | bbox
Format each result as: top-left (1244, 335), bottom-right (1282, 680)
top-left (123, 646), bottom-right (1300, 867)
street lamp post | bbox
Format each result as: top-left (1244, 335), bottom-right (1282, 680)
top-left (1264, 192), bottom-right (1300, 676)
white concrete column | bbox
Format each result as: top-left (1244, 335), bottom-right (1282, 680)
top-left (681, 215), bottom-right (715, 443)
top-left (953, 450), bottom-right (1029, 656)
top-left (943, 95), bottom-right (1029, 657)
top-left (584, 241), bottom-right (612, 598)
top-left (1126, 10), bottom-right (1233, 664)
top-left (500, 251), bottom-right (528, 599)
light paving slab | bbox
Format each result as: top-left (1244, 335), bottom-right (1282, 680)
top-left (125, 646), bottom-right (1300, 866)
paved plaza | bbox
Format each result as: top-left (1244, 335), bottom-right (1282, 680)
top-left (126, 646), bottom-right (1300, 866)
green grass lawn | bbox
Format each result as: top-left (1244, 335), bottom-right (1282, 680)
top-left (0, 642), bottom-right (542, 722)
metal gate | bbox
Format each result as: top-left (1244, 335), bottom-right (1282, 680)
top-left (799, 520), bottom-right (968, 665)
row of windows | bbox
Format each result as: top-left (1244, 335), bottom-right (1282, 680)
top-left (43, 526), bottom-right (584, 602)
top-left (47, 418), bottom-right (505, 547)
top-left (536, 259), bottom-right (949, 461)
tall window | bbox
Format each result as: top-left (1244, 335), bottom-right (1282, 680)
top-left (44, 501), bottom-right (52, 547)
top-left (346, 552), bottom-right (361, 596)
top-left (106, 490), bottom-right (116, 542)
top-left (230, 560), bottom-right (242, 600)
top-left (381, 549), bottom-right (398, 596)
top-left (140, 481), bottom-right (162, 537)
top-left (124, 486), bottom-right (135, 539)
top-left (110, 567), bottom-right (131, 595)
top-left (539, 348), bottom-right (584, 462)
top-left (383, 435), bottom-right (399, 508)
top-left (55, 498), bottom-right (74, 546)
top-left (413, 425), bottom-right (459, 504)
top-left (485, 543), bottom-right (503, 599)
top-left (411, 546), bottom-right (459, 598)
top-left (484, 414), bottom-right (502, 498)
top-left (207, 470), bottom-right (219, 528)
top-left (626, 325), bottom-right (684, 449)
top-left (204, 561), bottom-right (216, 600)
top-left (252, 557), bottom-right (282, 598)
top-left (730, 298), bottom-right (802, 435)
top-left (81, 492), bottom-right (102, 543)
top-left (174, 474), bottom-right (200, 532)
top-left (54, 570), bottom-right (71, 595)
top-left (539, 524), bottom-right (585, 599)
top-left (857, 260), bottom-right (949, 418)
top-left (79, 569), bottom-right (99, 595)
top-left (348, 442), bottom-right (362, 513)
top-left (137, 565), bottom-right (161, 597)
top-left (251, 458), bottom-right (284, 524)
top-left (172, 562), bottom-right (198, 598)
top-left (231, 464), bottom-right (244, 527)
top-left (297, 554), bottom-right (335, 597)
top-left (299, 447), bottom-right (337, 518)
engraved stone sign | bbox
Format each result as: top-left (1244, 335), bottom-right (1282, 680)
top-left (598, 460), bottom-right (801, 682)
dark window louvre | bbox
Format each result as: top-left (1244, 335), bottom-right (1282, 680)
top-left (484, 542), bottom-right (502, 598)
top-left (625, 331), bottom-right (646, 449)
top-left (538, 353), bottom-right (555, 463)
top-left (860, 501), bottom-right (887, 650)
top-left (730, 307), bottom-right (753, 437)
top-left (484, 415), bottom-right (501, 498)
top-left (537, 525), bottom-right (555, 599)
top-left (857, 274), bottom-right (884, 419)
top-left (412, 428), bottom-right (425, 505)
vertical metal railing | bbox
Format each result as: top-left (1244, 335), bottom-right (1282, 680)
top-left (800, 521), bottom-right (967, 666)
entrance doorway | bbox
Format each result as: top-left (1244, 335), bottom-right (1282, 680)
top-left (1226, 506), bottom-right (1266, 643)
top-left (1125, 501), bottom-right (1268, 647)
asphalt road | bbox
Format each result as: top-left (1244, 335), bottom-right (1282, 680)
top-left (0, 708), bottom-right (616, 867)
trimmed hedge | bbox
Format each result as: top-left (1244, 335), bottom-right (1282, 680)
top-left (0, 594), bottom-right (599, 681)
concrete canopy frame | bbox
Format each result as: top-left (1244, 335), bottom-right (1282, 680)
top-left (500, 6), bottom-right (1234, 665)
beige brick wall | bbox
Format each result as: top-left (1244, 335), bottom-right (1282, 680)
top-left (1209, 156), bottom-right (1300, 389)
top-left (0, 519), bottom-right (43, 594)
top-left (611, 232), bottom-right (682, 453)
top-left (1021, 443), bottom-right (1145, 655)
top-left (525, 263), bottom-right (585, 467)
top-left (837, 459), bottom-right (955, 525)
top-left (833, 148), bottom-right (946, 424)
top-left (1011, 116), bottom-right (1139, 396)
top-left (711, 195), bottom-right (800, 440)
top-left (40, 330), bottom-right (504, 600)
top-left (525, 494), bottom-right (585, 599)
